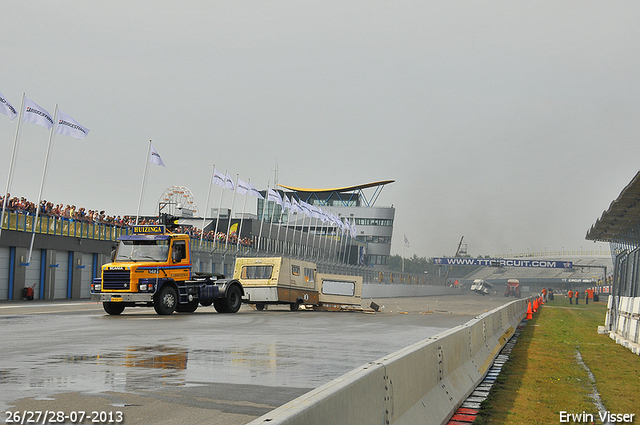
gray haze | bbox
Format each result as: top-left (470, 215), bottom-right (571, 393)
top-left (2, 1), bottom-right (637, 258)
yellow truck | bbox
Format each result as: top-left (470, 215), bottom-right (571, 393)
top-left (233, 257), bottom-right (362, 311)
top-left (91, 222), bottom-right (244, 315)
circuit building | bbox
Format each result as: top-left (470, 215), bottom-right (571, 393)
top-left (258, 180), bottom-right (396, 267)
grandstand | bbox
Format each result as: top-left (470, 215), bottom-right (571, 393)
top-left (460, 253), bottom-right (612, 296)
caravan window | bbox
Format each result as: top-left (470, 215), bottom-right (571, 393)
top-left (241, 265), bottom-right (273, 279)
top-left (304, 267), bottom-right (315, 283)
top-left (292, 265), bottom-right (300, 276)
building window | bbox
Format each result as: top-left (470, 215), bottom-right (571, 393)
top-left (355, 218), bottom-right (393, 227)
top-left (367, 255), bottom-right (389, 266)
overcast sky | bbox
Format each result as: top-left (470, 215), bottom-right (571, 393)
top-left (1, 2), bottom-right (638, 258)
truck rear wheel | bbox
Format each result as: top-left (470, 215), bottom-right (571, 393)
top-left (214, 284), bottom-right (242, 314)
top-left (103, 302), bottom-right (125, 315)
top-left (154, 285), bottom-right (177, 315)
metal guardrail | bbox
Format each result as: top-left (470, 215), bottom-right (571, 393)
top-left (1, 211), bottom-right (130, 241)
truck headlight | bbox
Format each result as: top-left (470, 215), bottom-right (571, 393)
top-left (92, 283), bottom-right (101, 292)
top-left (139, 283), bottom-right (155, 292)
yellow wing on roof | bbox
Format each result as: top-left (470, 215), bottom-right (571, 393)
top-left (278, 180), bottom-right (394, 193)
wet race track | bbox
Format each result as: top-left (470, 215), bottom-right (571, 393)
top-left (0, 294), bottom-right (513, 425)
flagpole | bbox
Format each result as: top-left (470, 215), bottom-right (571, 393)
top-left (211, 169), bottom-right (227, 253)
top-left (0, 93), bottom-right (25, 240)
top-left (257, 183), bottom-right (269, 254)
top-left (200, 165), bottom-right (215, 251)
top-left (235, 178), bottom-right (250, 255)
top-left (135, 140), bottom-right (152, 225)
top-left (274, 193), bottom-right (285, 256)
top-left (402, 235), bottom-right (406, 272)
top-left (267, 190), bottom-right (277, 255)
top-left (304, 207), bottom-right (313, 260)
top-left (346, 218), bottom-right (354, 265)
top-left (224, 174), bottom-right (239, 254)
top-left (282, 197), bottom-right (291, 256)
top-left (27, 104), bottom-right (58, 264)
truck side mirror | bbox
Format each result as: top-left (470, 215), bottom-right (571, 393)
top-left (110, 245), bottom-right (117, 262)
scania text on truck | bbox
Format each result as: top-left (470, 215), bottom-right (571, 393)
top-left (91, 221), bottom-right (244, 315)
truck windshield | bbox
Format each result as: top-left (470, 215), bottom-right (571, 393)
top-left (115, 240), bottom-right (170, 262)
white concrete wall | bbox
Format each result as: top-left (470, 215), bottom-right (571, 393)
top-left (607, 296), bottom-right (640, 355)
top-left (362, 283), bottom-right (459, 298)
top-left (247, 297), bottom-right (528, 425)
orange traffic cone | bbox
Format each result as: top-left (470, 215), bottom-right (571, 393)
top-left (533, 298), bottom-right (538, 313)
top-left (526, 301), bottom-right (533, 320)
top-left (539, 296), bottom-right (544, 305)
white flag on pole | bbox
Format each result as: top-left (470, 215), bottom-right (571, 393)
top-left (299, 200), bottom-right (312, 217)
top-left (149, 144), bottom-right (166, 167)
top-left (283, 195), bottom-right (291, 211)
top-left (23, 97), bottom-right (54, 129)
top-left (291, 197), bottom-right (303, 214)
top-left (236, 178), bottom-right (250, 195)
top-left (213, 169), bottom-right (225, 187)
top-left (224, 173), bottom-right (235, 190)
top-left (0, 92), bottom-right (17, 120)
top-left (248, 182), bottom-right (264, 199)
top-left (55, 109), bottom-right (89, 140)
top-left (267, 188), bottom-right (283, 206)
top-left (404, 234), bottom-right (410, 247)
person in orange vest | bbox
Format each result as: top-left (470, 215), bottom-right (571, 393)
top-left (568, 290), bottom-right (573, 304)
top-left (586, 289), bottom-right (593, 305)
top-left (575, 290), bottom-right (579, 305)
top-left (542, 288), bottom-right (548, 302)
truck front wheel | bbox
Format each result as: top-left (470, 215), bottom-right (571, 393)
top-left (154, 285), bottom-right (177, 315)
top-left (103, 302), bottom-right (125, 315)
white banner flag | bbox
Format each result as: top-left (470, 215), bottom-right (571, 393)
top-left (55, 109), bottom-right (89, 140)
top-left (248, 182), bottom-right (264, 199)
top-left (213, 169), bottom-right (225, 187)
top-left (23, 97), bottom-right (54, 129)
top-left (149, 144), bottom-right (166, 167)
top-left (290, 197), bottom-right (302, 214)
top-left (224, 173), bottom-right (235, 190)
top-left (267, 188), bottom-right (283, 206)
top-left (0, 92), bottom-right (17, 120)
top-left (236, 178), bottom-right (250, 195)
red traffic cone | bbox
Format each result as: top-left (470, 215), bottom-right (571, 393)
top-left (526, 301), bottom-right (533, 320)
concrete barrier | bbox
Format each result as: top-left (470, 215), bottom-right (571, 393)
top-left (362, 283), bottom-right (459, 298)
top-left (247, 297), bottom-right (529, 425)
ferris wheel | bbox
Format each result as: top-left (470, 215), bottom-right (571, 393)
top-left (157, 186), bottom-right (198, 217)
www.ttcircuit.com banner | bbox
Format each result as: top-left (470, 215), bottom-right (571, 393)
top-left (432, 258), bottom-right (572, 269)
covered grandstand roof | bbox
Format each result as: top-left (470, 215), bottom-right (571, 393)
top-left (278, 180), bottom-right (395, 193)
top-left (586, 170), bottom-right (640, 245)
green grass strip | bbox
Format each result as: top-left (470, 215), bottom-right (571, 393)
top-left (474, 298), bottom-right (640, 424)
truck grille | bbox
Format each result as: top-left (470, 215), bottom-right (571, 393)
top-left (102, 270), bottom-right (131, 290)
